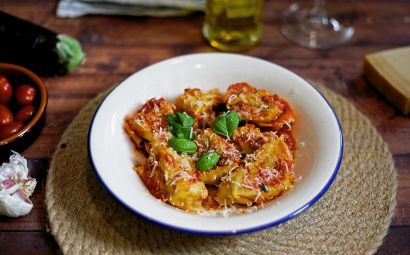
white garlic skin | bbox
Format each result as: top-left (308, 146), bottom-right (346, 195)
top-left (0, 151), bottom-right (36, 217)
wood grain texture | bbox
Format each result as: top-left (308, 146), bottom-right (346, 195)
top-left (0, 0), bottom-right (409, 254)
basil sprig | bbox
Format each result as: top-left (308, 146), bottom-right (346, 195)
top-left (167, 112), bottom-right (197, 154)
top-left (168, 137), bottom-right (197, 154)
top-left (166, 112), bottom-right (195, 140)
top-left (196, 152), bottom-right (220, 171)
top-left (212, 110), bottom-right (240, 139)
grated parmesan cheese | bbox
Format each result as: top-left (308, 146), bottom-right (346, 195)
top-left (284, 120), bottom-right (292, 130)
top-left (231, 180), bottom-right (256, 190)
top-left (125, 84), bottom-right (296, 215)
top-left (227, 94), bottom-right (237, 104)
top-left (254, 190), bottom-right (262, 202)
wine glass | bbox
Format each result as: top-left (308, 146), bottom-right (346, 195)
top-left (280, 0), bottom-right (354, 49)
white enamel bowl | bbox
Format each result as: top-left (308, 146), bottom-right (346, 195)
top-left (88, 53), bottom-right (343, 235)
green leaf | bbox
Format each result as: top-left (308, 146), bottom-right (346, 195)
top-left (168, 137), bottom-right (197, 154)
top-left (166, 114), bottom-right (179, 126)
top-left (212, 114), bottom-right (229, 138)
top-left (212, 110), bottom-right (240, 139)
top-left (225, 110), bottom-right (240, 137)
top-left (169, 124), bottom-right (193, 140)
top-left (196, 152), bottom-right (220, 171)
top-left (166, 112), bottom-right (195, 140)
top-left (176, 112), bottom-right (195, 127)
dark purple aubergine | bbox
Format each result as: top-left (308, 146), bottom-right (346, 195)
top-left (0, 11), bottom-right (85, 76)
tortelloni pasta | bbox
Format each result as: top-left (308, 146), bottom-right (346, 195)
top-left (124, 83), bottom-right (297, 214)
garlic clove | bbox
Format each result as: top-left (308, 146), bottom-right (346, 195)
top-left (0, 191), bottom-right (33, 217)
top-left (0, 151), bottom-right (36, 217)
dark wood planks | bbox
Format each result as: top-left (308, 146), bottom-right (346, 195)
top-left (0, 232), bottom-right (61, 254)
top-left (0, 0), bottom-right (409, 254)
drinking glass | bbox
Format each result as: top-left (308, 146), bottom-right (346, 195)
top-left (202, 0), bottom-right (263, 52)
top-left (280, 0), bottom-right (354, 49)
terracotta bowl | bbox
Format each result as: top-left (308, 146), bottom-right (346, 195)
top-left (0, 63), bottom-right (47, 152)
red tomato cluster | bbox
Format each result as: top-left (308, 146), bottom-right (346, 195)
top-left (0, 75), bottom-right (37, 139)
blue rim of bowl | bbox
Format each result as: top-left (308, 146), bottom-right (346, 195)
top-left (87, 53), bottom-right (344, 236)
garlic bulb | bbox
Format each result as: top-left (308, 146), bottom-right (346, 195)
top-left (0, 151), bottom-right (37, 217)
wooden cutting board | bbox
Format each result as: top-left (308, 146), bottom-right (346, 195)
top-left (364, 46), bottom-right (410, 114)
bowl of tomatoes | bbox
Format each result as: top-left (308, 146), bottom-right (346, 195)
top-left (0, 63), bottom-right (47, 149)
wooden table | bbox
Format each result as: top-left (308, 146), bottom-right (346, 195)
top-left (0, 0), bottom-right (409, 254)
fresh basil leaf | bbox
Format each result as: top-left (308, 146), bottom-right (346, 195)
top-left (170, 124), bottom-right (193, 140)
top-left (176, 112), bottom-right (195, 127)
top-left (166, 114), bottom-right (179, 126)
top-left (196, 152), bottom-right (220, 171)
top-left (168, 137), bottom-right (197, 154)
top-left (167, 112), bottom-right (195, 140)
top-left (212, 110), bottom-right (240, 138)
top-left (225, 110), bottom-right (240, 137)
top-left (212, 114), bottom-right (229, 137)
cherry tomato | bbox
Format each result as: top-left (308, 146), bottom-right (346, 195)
top-left (0, 105), bottom-right (13, 126)
top-left (15, 84), bottom-right (36, 105)
top-left (0, 75), bottom-right (13, 105)
top-left (15, 105), bottom-right (36, 123)
top-left (0, 121), bottom-right (24, 139)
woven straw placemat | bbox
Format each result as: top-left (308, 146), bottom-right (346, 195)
top-left (46, 85), bottom-right (397, 255)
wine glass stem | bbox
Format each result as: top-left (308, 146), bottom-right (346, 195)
top-left (312, 0), bottom-right (326, 15)
top-left (307, 0), bottom-right (330, 27)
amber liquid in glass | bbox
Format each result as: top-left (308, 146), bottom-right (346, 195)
top-left (203, 0), bottom-right (263, 52)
